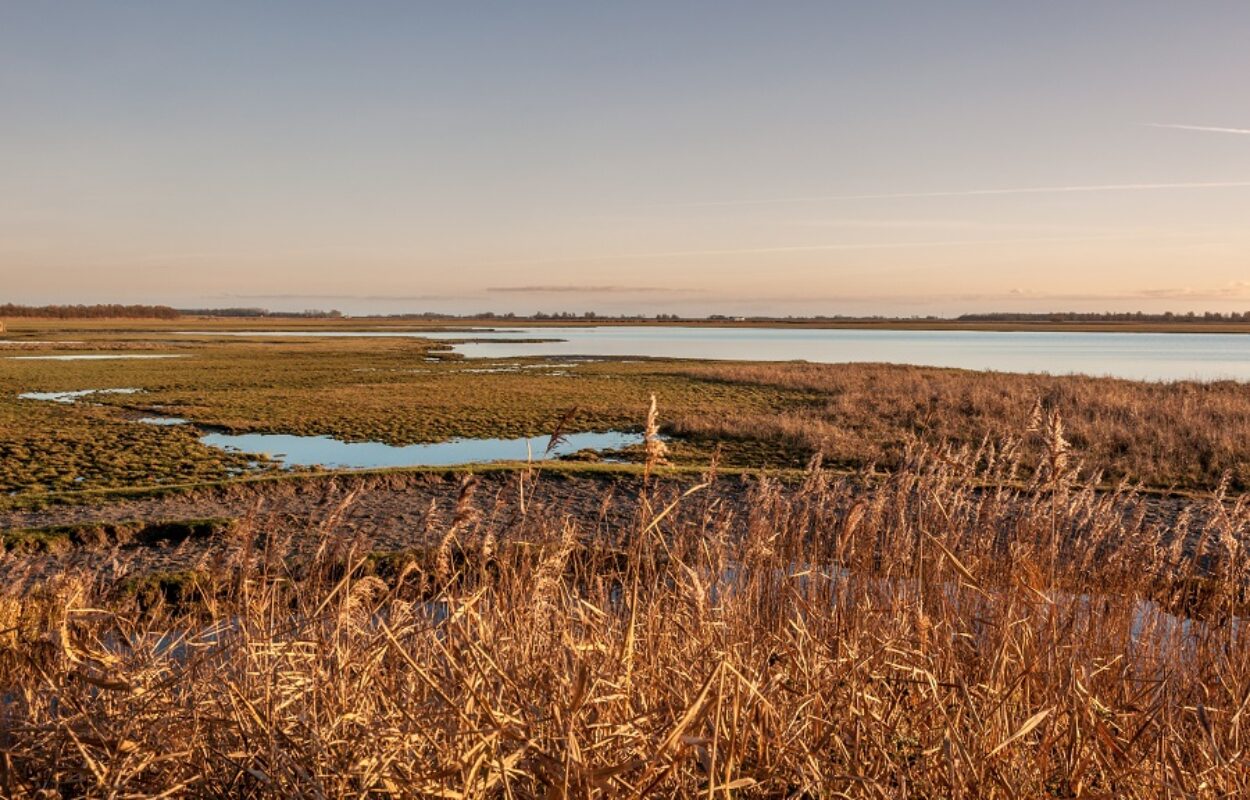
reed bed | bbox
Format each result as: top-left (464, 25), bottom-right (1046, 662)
top-left (1, 415), bottom-right (1248, 797)
top-left (673, 362), bottom-right (1250, 489)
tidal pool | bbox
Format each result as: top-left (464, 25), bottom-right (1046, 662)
top-left (0, 340), bottom-right (86, 345)
top-left (18, 389), bottom-right (642, 469)
top-left (198, 429), bottom-right (643, 469)
top-left (18, 388), bottom-right (141, 403)
top-left (7, 354), bottom-right (186, 361)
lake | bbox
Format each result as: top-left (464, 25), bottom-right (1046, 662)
top-left (180, 327), bottom-right (1250, 382)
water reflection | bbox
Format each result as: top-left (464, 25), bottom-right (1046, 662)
top-left (175, 326), bottom-right (1250, 382)
top-left (199, 429), bottom-right (642, 469)
top-left (7, 354), bottom-right (186, 361)
top-left (17, 388), bottom-right (642, 469)
top-left (18, 388), bottom-right (140, 403)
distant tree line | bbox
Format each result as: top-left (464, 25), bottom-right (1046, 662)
top-left (9, 304), bottom-right (1243, 324)
top-left (0, 304), bottom-right (354, 320)
top-left (177, 308), bottom-right (343, 318)
top-left (958, 312), bottom-right (1250, 323)
top-left (0, 303), bottom-right (181, 319)
top-left (385, 311), bottom-right (676, 321)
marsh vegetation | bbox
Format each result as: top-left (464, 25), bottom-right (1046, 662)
top-left (2, 320), bottom-right (1249, 796)
top-left (3, 325), bottom-right (1250, 498)
top-left (0, 412), bottom-right (1247, 796)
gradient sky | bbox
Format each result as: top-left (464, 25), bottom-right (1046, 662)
top-left (3, 2), bottom-right (1249, 316)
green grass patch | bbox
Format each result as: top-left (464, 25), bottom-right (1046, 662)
top-left (4, 319), bottom-right (1250, 495)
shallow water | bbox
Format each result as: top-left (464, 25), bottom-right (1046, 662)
top-left (18, 388), bottom-right (140, 403)
top-left (199, 429), bottom-right (643, 469)
top-left (18, 389), bottom-right (642, 468)
top-left (7, 354), bottom-right (186, 361)
top-left (175, 326), bottom-right (1250, 382)
top-left (0, 340), bottom-right (85, 345)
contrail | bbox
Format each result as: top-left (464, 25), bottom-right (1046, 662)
top-left (676, 181), bottom-right (1250, 207)
top-left (1146, 123), bottom-right (1250, 135)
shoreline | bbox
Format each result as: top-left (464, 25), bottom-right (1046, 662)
top-left (7, 316), bottom-right (1250, 335)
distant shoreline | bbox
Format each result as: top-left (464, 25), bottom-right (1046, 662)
top-left (7, 316), bottom-right (1250, 335)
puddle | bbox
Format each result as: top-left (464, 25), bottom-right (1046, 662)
top-left (199, 429), bottom-right (643, 469)
top-left (6, 354), bottom-right (186, 361)
top-left (137, 416), bottom-right (189, 426)
top-left (18, 388), bottom-right (141, 404)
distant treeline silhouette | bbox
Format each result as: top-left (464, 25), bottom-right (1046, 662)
top-left (0, 303), bottom-right (180, 319)
top-left (5, 304), bottom-right (1247, 323)
top-left (177, 308), bottom-right (343, 318)
top-left (958, 311), bottom-right (1250, 323)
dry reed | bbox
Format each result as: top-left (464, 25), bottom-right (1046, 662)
top-left (0, 411), bottom-right (1247, 797)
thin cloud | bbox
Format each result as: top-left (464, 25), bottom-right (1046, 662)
top-left (674, 181), bottom-right (1250, 207)
top-left (227, 293), bottom-right (356, 301)
top-left (1022, 283), bottom-right (1250, 302)
top-left (782, 218), bottom-right (993, 230)
top-left (781, 218), bottom-right (1159, 235)
top-left (225, 292), bottom-right (452, 302)
top-left (763, 282), bottom-right (1250, 305)
top-left (1131, 281), bottom-right (1250, 300)
top-left (482, 233), bottom-right (1172, 268)
top-left (1145, 123), bottom-right (1250, 135)
top-left (486, 285), bottom-right (679, 294)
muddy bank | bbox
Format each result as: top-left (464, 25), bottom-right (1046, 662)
top-left (0, 471), bottom-right (725, 589)
top-left (0, 469), bottom-right (1213, 594)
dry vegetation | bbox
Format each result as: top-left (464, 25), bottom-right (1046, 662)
top-left (1, 411), bottom-right (1248, 797)
top-left (673, 362), bottom-right (1250, 490)
top-left (5, 322), bottom-right (1250, 795)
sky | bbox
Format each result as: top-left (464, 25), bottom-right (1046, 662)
top-left (2, 1), bottom-right (1249, 316)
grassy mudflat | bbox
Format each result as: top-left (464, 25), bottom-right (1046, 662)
top-left (0, 333), bottom-right (810, 497)
top-left (2, 319), bottom-right (1250, 795)
top-left (3, 319), bottom-right (1250, 499)
top-left (0, 396), bottom-right (268, 495)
